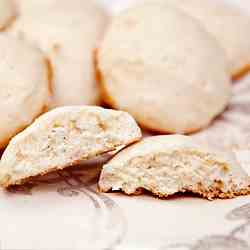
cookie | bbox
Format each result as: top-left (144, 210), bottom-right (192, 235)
top-left (99, 135), bottom-right (250, 200)
top-left (0, 34), bottom-right (50, 149)
top-left (0, 0), bottom-right (16, 31)
top-left (0, 106), bottom-right (141, 187)
top-left (97, 2), bottom-right (231, 134)
top-left (162, 0), bottom-right (250, 79)
top-left (9, 0), bottom-right (110, 107)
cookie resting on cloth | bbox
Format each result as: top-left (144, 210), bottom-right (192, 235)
top-left (0, 106), bottom-right (141, 187)
top-left (99, 135), bottom-right (250, 200)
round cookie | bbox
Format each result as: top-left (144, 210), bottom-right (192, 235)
top-left (0, 34), bottom-right (50, 148)
top-left (162, 0), bottom-right (250, 79)
top-left (97, 2), bottom-right (231, 134)
top-left (10, 0), bottom-right (110, 108)
top-left (0, 0), bottom-right (16, 31)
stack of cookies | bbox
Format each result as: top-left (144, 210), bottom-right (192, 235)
top-left (0, 0), bottom-right (250, 200)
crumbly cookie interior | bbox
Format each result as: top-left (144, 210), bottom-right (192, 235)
top-left (0, 107), bottom-right (141, 187)
top-left (100, 149), bottom-right (250, 200)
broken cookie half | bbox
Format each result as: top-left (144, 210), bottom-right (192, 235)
top-left (0, 106), bottom-right (141, 187)
top-left (99, 135), bottom-right (250, 200)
